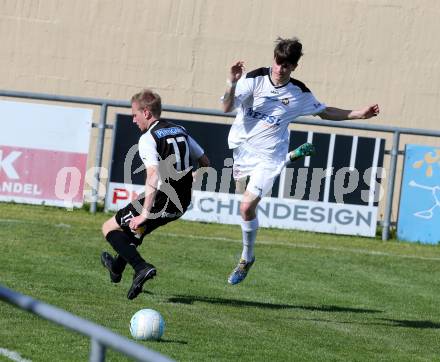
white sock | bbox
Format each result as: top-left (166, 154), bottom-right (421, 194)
top-left (240, 218), bottom-right (258, 262)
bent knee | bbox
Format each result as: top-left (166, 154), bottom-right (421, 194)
top-left (102, 217), bottom-right (120, 237)
top-left (240, 192), bottom-right (260, 220)
top-left (240, 203), bottom-right (255, 220)
top-left (101, 222), bottom-right (110, 237)
top-left (239, 202), bottom-right (249, 215)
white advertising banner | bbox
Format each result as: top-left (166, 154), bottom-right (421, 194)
top-left (105, 183), bottom-right (377, 237)
top-left (0, 100), bottom-right (92, 207)
top-left (105, 182), bottom-right (144, 210)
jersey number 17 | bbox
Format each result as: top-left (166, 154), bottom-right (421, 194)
top-left (166, 136), bottom-right (190, 171)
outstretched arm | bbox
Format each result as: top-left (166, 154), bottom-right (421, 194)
top-left (222, 61), bottom-right (245, 113)
top-left (317, 104), bottom-right (380, 121)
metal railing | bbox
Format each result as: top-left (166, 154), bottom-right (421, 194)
top-left (2, 89), bottom-right (440, 240)
top-left (0, 285), bottom-right (174, 362)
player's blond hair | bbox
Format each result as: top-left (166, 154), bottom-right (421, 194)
top-left (131, 89), bottom-right (162, 119)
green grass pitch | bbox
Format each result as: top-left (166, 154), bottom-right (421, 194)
top-left (0, 203), bottom-right (440, 361)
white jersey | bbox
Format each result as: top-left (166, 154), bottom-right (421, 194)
top-left (228, 67), bottom-right (326, 161)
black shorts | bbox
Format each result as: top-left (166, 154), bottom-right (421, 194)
top-left (115, 189), bottom-right (190, 244)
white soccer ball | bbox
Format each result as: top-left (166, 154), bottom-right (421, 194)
top-left (129, 309), bottom-right (165, 341)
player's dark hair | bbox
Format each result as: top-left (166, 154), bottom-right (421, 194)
top-left (131, 89), bottom-right (162, 118)
top-left (273, 37), bottom-right (303, 66)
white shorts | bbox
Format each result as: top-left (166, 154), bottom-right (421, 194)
top-left (232, 145), bottom-right (286, 198)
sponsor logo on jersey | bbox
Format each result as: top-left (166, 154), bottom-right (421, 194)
top-left (281, 98), bottom-right (289, 105)
top-left (245, 108), bottom-right (282, 125)
top-left (155, 127), bottom-right (185, 139)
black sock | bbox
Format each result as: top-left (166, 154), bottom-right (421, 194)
top-left (106, 230), bottom-right (146, 272)
top-left (113, 255), bottom-right (127, 274)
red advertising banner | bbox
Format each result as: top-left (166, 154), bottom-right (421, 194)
top-left (0, 100), bottom-right (92, 207)
top-left (0, 145), bottom-right (88, 203)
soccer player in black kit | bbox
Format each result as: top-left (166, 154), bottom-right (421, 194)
top-left (101, 89), bottom-right (210, 300)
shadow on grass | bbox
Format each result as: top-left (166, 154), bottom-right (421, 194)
top-left (379, 318), bottom-right (440, 329)
top-left (293, 317), bottom-right (440, 330)
top-left (167, 294), bottom-right (381, 314)
top-left (157, 339), bottom-right (188, 344)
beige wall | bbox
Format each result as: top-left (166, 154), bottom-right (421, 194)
top-left (1, 0), bottom-right (439, 129)
top-left (1, 0), bottom-right (439, 219)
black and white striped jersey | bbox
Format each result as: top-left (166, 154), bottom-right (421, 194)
top-left (138, 119), bottom-right (204, 190)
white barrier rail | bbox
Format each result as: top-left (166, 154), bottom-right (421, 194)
top-left (0, 285), bottom-right (174, 362)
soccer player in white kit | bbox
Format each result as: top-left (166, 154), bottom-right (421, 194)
top-left (222, 37), bottom-right (380, 285)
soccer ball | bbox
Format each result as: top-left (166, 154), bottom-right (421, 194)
top-left (129, 309), bottom-right (165, 341)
